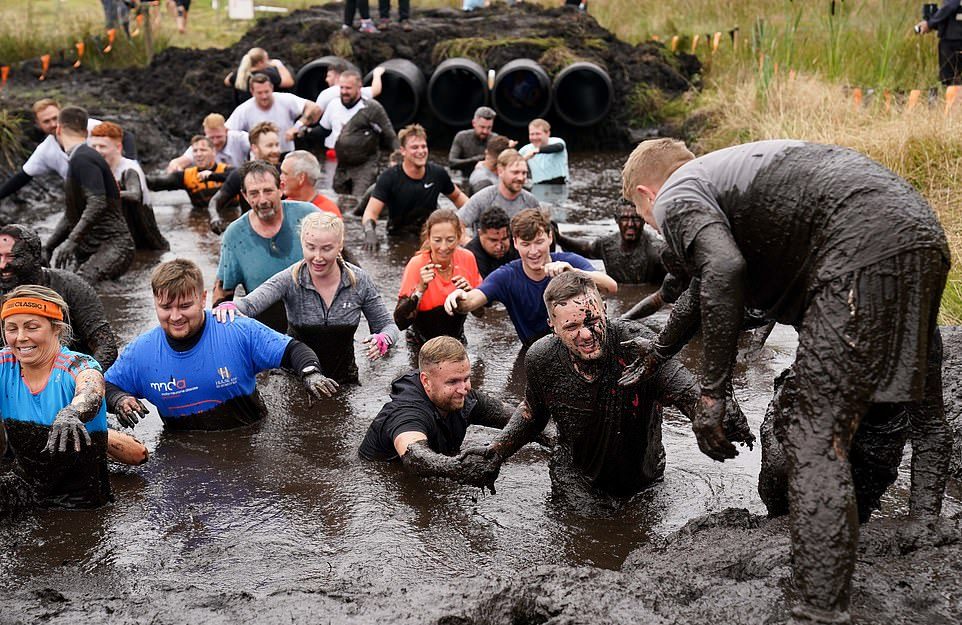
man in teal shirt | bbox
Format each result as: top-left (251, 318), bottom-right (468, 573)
top-left (214, 160), bottom-right (317, 331)
top-left (519, 118), bottom-right (568, 185)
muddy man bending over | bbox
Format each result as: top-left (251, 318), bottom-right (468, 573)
top-left (459, 271), bottom-right (753, 508)
top-left (619, 138), bottom-right (952, 625)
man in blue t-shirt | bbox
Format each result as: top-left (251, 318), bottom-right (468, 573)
top-left (213, 159), bottom-right (318, 331)
top-left (104, 259), bottom-right (338, 431)
top-left (444, 208), bottom-right (617, 345)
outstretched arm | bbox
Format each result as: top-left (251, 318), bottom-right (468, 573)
top-left (553, 229), bottom-right (597, 258)
top-left (45, 367), bottom-right (104, 454)
top-left (396, 434), bottom-right (498, 490)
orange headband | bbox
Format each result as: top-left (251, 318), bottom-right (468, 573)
top-left (1, 297), bottom-right (64, 321)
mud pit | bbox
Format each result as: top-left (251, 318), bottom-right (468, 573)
top-left (1, 6), bottom-right (961, 624)
top-left (0, 152), bottom-right (959, 624)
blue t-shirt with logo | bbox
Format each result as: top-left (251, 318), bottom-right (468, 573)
top-left (105, 312), bottom-right (290, 429)
top-left (478, 252), bottom-right (595, 345)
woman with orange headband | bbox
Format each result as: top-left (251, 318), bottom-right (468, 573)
top-left (0, 286), bottom-right (117, 513)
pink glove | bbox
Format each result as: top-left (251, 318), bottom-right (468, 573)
top-left (370, 333), bottom-right (393, 356)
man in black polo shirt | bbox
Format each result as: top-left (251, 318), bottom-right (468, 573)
top-left (361, 124), bottom-right (468, 249)
top-left (464, 205), bottom-right (519, 278)
top-left (358, 336), bottom-right (511, 489)
top-left (45, 106), bottom-right (135, 283)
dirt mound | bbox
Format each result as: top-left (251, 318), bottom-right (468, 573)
top-left (1, 2), bottom-right (698, 162)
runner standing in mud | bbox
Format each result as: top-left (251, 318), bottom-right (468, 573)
top-left (464, 206), bottom-right (519, 278)
top-left (89, 122), bottom-right (169, 251)
top-left (444, 209), bottom-right (616, 346)
top-left (207, 122), bottom-right (282, 233)
top-left (467, 136), bottom-right (511, 195)
top-left (212, 212), bottom-right (397, 385)
top-left (554, 204), bottom-right (666, 284)
top-left (45, 107), bottom-right (135, 284)
top-left (214, 160), bottom-right (319, 332)
top-left (458, 149), bottom-right (540, 231)
top-left (104, 259), bottom-right (337, 432)
top-left (619, 138), bottom-right (952, 625)
top-left (457, 272), bottom-right (753, 505)
top-left (0, 286), bottom-right (111, 516)
top-left (362, 125), bottom-right (467, 248)
top-left (226, 74), bottom-right (321, 154)
top-left (447, 107), bottom-right (506, 179)
top-left (358, 336), bottom-right (511, 488)
top-left (519, 118), bottom-right (568, 185)
top-left (150, 136), bottom-right (234, 210)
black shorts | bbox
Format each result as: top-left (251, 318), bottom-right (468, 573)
top-left (175, 0), bottom-right (191, 10)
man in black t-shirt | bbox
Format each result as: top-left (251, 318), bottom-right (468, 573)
top-left (464, 205), bottom-right (518, 278)
top-left (45, 106), bottom-right (134, 284)
top-left (358, 336), bottom-right (511, 489)
top-left (361, 125), bottom-right (468, 248)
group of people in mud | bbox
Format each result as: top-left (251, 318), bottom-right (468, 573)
top-left (0, 48), bottom-right (954, 624)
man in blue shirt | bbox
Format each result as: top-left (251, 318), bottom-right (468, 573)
top-left (444, 208), bottom-right (617, 345)
top-left (104, 259), bottom-right (338, 431)
top-left (214, 159), bottom-right (318, 331)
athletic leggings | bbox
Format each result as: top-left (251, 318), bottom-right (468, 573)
top-left (344, 0), bottom-right (371, 24)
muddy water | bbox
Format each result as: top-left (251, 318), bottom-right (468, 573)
top-left (1, 153), bottom-right (958, 621)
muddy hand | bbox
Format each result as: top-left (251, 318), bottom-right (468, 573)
top-left (723, 389), bottom-right (755, 450)
top-left (444, 289), bottom-right (467, 315)
top-left (692, 395), bottom-right (737, 462)
top-left (210, 217), bottom-right (228, 235)
top-left (363, 221), bottom-right (378, 251)
top-left (303, 372), bottom-right (339, 398)
top-left (44, 405), bottom-right (92, 454)
top-left (617, 336), bottom-right (666, 387)
top-left (457, 445), bottom-right (502, 494)
top-left (52, 240), bottom-right (79, 270)
top-left (116, 395), bottom-right (149, 428)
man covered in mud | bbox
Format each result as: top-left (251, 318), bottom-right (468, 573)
top-left (89, 121), bottom-right (169, 251)
top-left (214, 160), bottom-right (318, 331)
top-left (0, 98), bottom-right (135, 202)
top-left (0, 224), bottom-right (119, 369)
top-left (619, 138), bottom-right (952, 625)
top-left (554, 204), bottom-right (666, 285)
top-left (447, 106), bottom-right (508, 179)
top-left (458, 272), bottom-right (753, 504)
top-left (149, 136), bottom-right (234, 210)
top-left (362, 124), bottom-right (467, 247)
top-left (104, 258), bottom-right (338, 431)
top-left (358, 335), bottom-right (510, 489)
top-left (45, 106), bottom-right (136, 284)
top-left (207, 122), bottom-right (282, 233)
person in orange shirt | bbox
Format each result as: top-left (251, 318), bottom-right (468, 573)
top-left (395, 208), bottom-right (482, 352)
top-left (279, 150), bottom-right (341, 217)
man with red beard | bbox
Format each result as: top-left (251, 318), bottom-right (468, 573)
top-left (458, 271), bottom-right (754, 503)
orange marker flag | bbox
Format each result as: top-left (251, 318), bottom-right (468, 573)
top-left (788, 69), bottom-right (797, 81)
top-left (39, 54), bottom-right (50, 80)
top-left (104, 28), bottom-right (116, 53)
top-left (0, 66), bottom-right (8, 90)
top-left (907, 89), bottom-right (921, 111)
top-left (131, 14), bottom-right (143, 37)
top-left (670, 35), bottom-right (679, 52)
top-left (884, 90), bottom-right (892, 113)
top-left (945, 85), bottom-right (959, 114)
top-left (712, 31), bottom-right (722, 53)
top-left (852, 88), bottom-right (863, 109)
top-left (690, 34), bottom-right (700, 54)
top-left (73, 41), bottom-right (85, 68)
top-left (773, 62), bottom-right (779, 76)
top-left (651, 35), bottom-right (660, 42)
top-left (758, 53), bottom-right (765, 72)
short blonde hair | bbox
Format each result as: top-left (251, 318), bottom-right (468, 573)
top-left (32, 98), bottom-right (59, 115)
top-left (529, 118), bottom-right (550, 133)
top-left (621, 138), bottom-right (694, 200)
top-left (399, 124), bottom-right (428, 148)
top-left (203, 113), bottom-right (226, 129)
top-left (496, 148), bottom-right (525, 170)
top-left (418, 336), bottom-right (468, 370)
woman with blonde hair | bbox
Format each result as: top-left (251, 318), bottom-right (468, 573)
top-left (225, 47), bottom-right (295, 101)
top-left (214, 211), bottom-right (397, 384)
top-left (394, 208), bottom-right (482, 351)
top-left (0, 286), bottom-right (125, 514)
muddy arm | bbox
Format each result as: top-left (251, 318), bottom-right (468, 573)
top-left (393, 295), bottom-right (419, 331)
top-left (651, 358), bottom-right (700, 418)
top-left (71, 368), bottom-right (106, 421)
top-left (86, 325), bottom-right (120, 371)
top-left (45, 215), bottom-right (73, 259)
top-left (146, 171), bottom-right (184, 192)
top-left (554, 230), bottom-right (598, 258)
top-left (469, 392), bottom-right (513, 430)
top-left (487, 400), bottom-right (550, 460)
top-left (119, 169), bottom-right (143, 203)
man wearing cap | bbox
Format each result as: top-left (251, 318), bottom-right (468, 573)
top-left (448, 107), bottom-right (513, 179)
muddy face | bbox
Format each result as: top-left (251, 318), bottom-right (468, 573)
top-left (550, 292), bottom-right (607, 362)
top-left (0, 234), bottom-right (40, 290)
top-left (617, 207), bottom-right (643, 243)
top-left (479, 226), bottom-right (510, 259)
top-left (472, 116), bottom-right (493, 141)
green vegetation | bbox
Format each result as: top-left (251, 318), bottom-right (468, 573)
top-left (432, 36), bottom-right (566, 65)
top-left (0, 111), bottom-right (27, 170)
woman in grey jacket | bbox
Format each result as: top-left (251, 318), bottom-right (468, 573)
top-left (215, 211), bottom-right (398, 384)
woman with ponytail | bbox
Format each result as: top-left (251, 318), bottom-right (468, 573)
top-left (224, 48), bottom-right (295, 102)
top-left (214, 212), bottom-right (397, 385)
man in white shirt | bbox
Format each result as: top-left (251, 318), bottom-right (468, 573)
top-left (315, 62), bottom-right (383, 114)
top-left (165, 113), bottom-right (250, 172)
top-left (0, 98), bottom-right (133, 201)
top-left (225, 74), bottom-right (321, 153)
